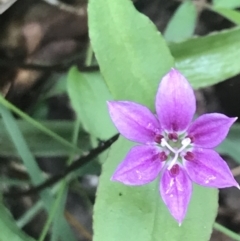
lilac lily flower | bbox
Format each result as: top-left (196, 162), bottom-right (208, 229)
top-left (107, 69), bottom-right (239, 224)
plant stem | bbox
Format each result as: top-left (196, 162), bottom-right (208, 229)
top-left (214, 222), bottom-right (240, 241)
top-left (0, 95), bottom-right (81, 153)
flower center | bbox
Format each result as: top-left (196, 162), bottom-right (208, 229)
top-left (158, 132), bottom-right (192, 170)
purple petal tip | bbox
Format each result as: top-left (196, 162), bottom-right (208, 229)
top-left (110, 175), bottom-right (118, 182)
top-left (184, 149), bottom-right (239, 188)
top-left (230, 179), bottom-right (240, 189)
top-left (111, 173), bottom-right (124, 183)
top-left (231, 117), bottom-right (238, 123)
top-left (160, 166), bottom-right (192, 225)
top-left (107, 101), bottom-right (160, 144)
top-left (106, 100), bottom-right (114, 107)
top-left (188, 114), bottom-right (238, 148)
top-left (156, 68), bottom-right (196, 132)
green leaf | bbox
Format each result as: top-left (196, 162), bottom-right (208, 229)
top-left (93, 137), bottom-right (218, 241)
top-left (0, 201), bottom-right (36, 241)
top-left (164, 1), bottom-right (197, 42)
top-left (90, 0), bottom-right (240, 91)
top-left (213, 0), bottom-right (240, 9)
top-left (0, 120), bottom-right (90, 157)
top-left (89, 0), bottom-right (218, 240)
top-left (171, 26), bottom-right (240, 88)
top-left (67, 67), bottom-right (116, 139)
top-left (217, 124), bottom-right (240, 164)
top-left (88, 0), bottom-right (174, 109)
top-left (211, 7), bottom-right (240, 25)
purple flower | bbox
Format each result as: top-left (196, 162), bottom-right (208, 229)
top-left (107, 68), bottom-right (239, 224)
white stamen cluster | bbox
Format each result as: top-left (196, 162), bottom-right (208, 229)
top-left (160, 137), bottom-right (191, 170)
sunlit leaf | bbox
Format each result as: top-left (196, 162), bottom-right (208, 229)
top-left (88, 1), bottom-right (219, 240)
top-left (171, 26), bottom-right (240, 88)
top-left (89, 0), bottom-right (174, 110)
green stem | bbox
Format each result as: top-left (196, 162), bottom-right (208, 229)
top-left (67, 119), bottom-right (81, 165)
top-left (40, 120), bottom-right (82, 241)
top-left (17, 201), bottom-right (42, 228)
top-left (213, 222), bottom-right (240, 241)
top-left (38, 184), bottom-right (66, 241)
top-left (0, 95), bottom-right (81, 153)
top-left (17, 184), bottom-right (60, 228)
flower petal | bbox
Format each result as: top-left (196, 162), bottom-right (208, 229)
top-left (160, 164), bottom-right (192, 224)
top-left (107, 101), bottom-right (161, 144)
top-left (155, 68), bottom-right (196, 132)
top-left (112, 145), bottom-right (164, 185)
top-left (183, 148), bottom-right (239, 188)
top-left (188, 113), bottom-right (237, 148)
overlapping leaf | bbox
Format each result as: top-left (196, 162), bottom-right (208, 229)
top-left (67, 68), bottom-right (116, 139)
top-left (171, 26), bottom-right (240, 88)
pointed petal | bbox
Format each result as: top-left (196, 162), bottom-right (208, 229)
top-left (107, 101), bottom-right (161, 144)
top-left (188, 113), bottom-right (237, 148)
top-left (156, 68), bottom-right (196, 132)
top-left (112, 145), bottom-right (164, 185)
top-left (160, 164), bottom-right (192, 224)
top-left (183, 148), bottom-right (239, 188)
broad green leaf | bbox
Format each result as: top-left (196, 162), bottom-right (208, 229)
top-left (0, 201), bottom-right (36, 241)
top-left (88, 0), bottom-right (174, 110)
top-left (67, 67), bottom-right (116, 139)
top-left (171, 26), bottom-right (240, 88)
top-left (211, 7), bottom-right (240, 24)
top-left (164, 1), bottom-right (197, 42)
top-left (89, 0), bottom-right (218, 240)
top-left (0, 120), bottom-right (90, 157)
top-left (93, 137), bottom-right (218, 241)
top-left (213, 0), bottom-right (240, 9)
